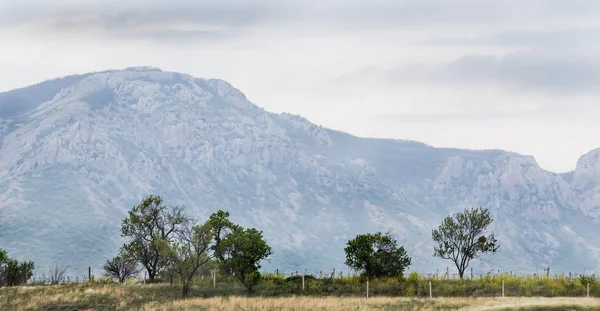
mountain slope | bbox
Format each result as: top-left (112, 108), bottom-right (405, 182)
top-left (0, 67), bottom-right (599, 278)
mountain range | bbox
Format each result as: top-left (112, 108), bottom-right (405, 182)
top-left (1, 67), bottom-right (599, 278)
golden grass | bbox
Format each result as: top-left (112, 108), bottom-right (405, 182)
top-left (139, 296), bottom-right (600, 311)
top-left (2, 284), bottom-right (600, 311)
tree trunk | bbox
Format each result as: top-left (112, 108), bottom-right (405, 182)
top-left (182, 282), bottom-right (190, 298)
top-left (147, 269), bottom-right (156, 281)
top-left (458, 267), bottom-right (465, 279)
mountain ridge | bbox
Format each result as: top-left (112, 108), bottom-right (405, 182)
top-left (0, 66), bottom-right (599, 278)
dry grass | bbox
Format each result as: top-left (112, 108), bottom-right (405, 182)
top-left (141, 296), bottom-right (600, 311)
top-left (1, 284), bottom-right (600, 311)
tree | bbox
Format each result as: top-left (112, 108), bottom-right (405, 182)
top-left (344, 232), bottom-right (411, 278)
top-left (217, 227), bottom-right (272, 294)
top-left (432, 206), bottom-right (499, 279)
top-left (167, 220), bottom-right (214, 298)
top-left (120, 194), bottom-right (188, 281)
top-left (0, 249), bottom-right (35, 286)
top-left (103, 255), bottom-right (140, 282)
top-left (48, 264), bottom-right (69, 284)
top-left (207, 210), bottom-right (240, 262)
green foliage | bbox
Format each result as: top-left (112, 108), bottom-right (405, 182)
top-left (96, 276), bottom-right (116, 284)
top-left (432, 206), bottom-right (499, 278)
top-left (0, 248), bottom-right (35, 286)
top-left (120, 194), bottom-right (188, 281)
top-left (344, 231), bottom-right (411, 278)
top-left (217, 227), bottom-right (272, 293)
top-left (207, 210), bottom-right (240, 262)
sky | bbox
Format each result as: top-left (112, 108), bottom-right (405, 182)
top-left (1, 0), bottom-right (599, 173)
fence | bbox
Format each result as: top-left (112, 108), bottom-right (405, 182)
top-left (260, 267), bottom-right (598, 281)
top-left (22, 266), bottom-right (600, 298)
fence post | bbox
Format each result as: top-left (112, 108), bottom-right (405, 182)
top-left (471, 268), bottom-right (473, 280)
top-left (366, 279), bottom-right (369, 298)
top-left (88, 267), bottom-right (91, 283)
top-left (429, 281), bottom-right (432, 299)
top-left (302, 274), bottom-right (305, 290)
top-left (587, 283), bottom-right (590, 298)
top-left (446, 266), bottom-right (449, 280)
top-left (213, 269), bottom-right (216, 288)
top-left (502, 279), bottom-right (505, 297)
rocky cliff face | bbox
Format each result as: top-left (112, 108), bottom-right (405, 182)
top-left (0, 67), bottom-right (598, 277)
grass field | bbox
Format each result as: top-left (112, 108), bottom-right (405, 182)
top-left (1, 283), bottom-right (600, 311)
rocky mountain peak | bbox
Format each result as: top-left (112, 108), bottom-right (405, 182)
top-left (573, 148), bottom-right (600, 190)
top-left (0, 68), bottom-right (600, 277)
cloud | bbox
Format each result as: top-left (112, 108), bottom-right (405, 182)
top-left (428, 27), bottom-right (600, 51)
top-left (0, 0), bottom-right (284, 43)
top-left (3, 0), bottom-right (600, 42)
top-left (336, 51), bottom-right (600, 96)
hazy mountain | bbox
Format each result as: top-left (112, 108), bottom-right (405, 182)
top-left (0, 67), bottom-right (598, 278)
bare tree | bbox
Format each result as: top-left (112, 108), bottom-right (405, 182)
top-left (103, 256), bottom-right (140, 282)
top-left (168, 219), bottom-right (214, 297)
top-left (48, 264), bottom-right (69, 284)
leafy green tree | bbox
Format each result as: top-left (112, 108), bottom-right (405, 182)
top-left (207, 210), bottom-right (240, 262)
top-left (167, 221), bottom-right (214, 297)
top-left (0, 249), bottom-right (35, 286)
top-left (344, 232), bottom-right (411, 278)
top-left (432, 206), bottom-right (499, 279)
top-left (217, 227), bottom-right (272, 293)
top-left (120, 194), bottom-right (188, 281)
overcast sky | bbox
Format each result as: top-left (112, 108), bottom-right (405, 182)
top-left (1, 0), bottom-right (599, 172)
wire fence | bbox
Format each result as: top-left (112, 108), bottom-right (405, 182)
top-left (23, 266), bottom-right (600, 298)
top-left (258, 268), bottom-right (598, 281)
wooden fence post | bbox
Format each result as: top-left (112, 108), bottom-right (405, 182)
top-left (429, 281), bottom-right (432, 299)
top-left (587, 283), bottom-right (590, 298)
top-left (446, 266), bottom-right (449, 280)
top-left (366, 279), bottom-right (369, 298)
top-left (502, 279), bottom-right (505, 297)
top-left (320, 271), bottom-right (322, 279)
top-left (302, 274), bottom-right (305, 290)
top-left (470, 268), bottom-right (473, 280)
top-left (88, 267), bottom-right (91, 283)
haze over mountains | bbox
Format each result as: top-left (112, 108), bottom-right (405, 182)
top-left (0, 67), bottom-right (599, 277)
